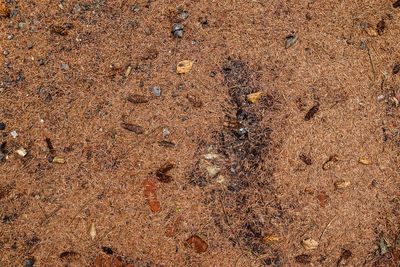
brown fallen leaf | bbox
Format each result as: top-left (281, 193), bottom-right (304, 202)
top-left (121, 123), bottom-right (144, 134)
top-left (0, 3), bottom-right (10, 17)
top-left (334, 180), bottom-right (350, 189)
top-left (285, 34), bottom-right (298, 49)
top-left (304, 187), bottom-right (314, 195)
top-left (317, 192), bottom-right (329, 207)
top-left (322, 155), bottom-right (339, 170)
top-left (156, 163), bottom-right (174, 183)
top-left (359, 157), bottom-right (371, 165)
top-left (295, 254), bottom-right (311, 264)
top-left (60, 251), bottom-right (81, 260)
top-left (142, 179), bottom-right (161, 213)
top-left (246, 91), bottom-right (263, 103)
top-left (185, 235), bottom-right (208, 253)
top-left (187, 94), bottom-right (203, 108)
top-left (302, 238), bottom-right (319, 250)
top-left (177, 60), bottom-right (193, 74)
top-left (127, 94), bottom-right (149, 104)
top-left (50, 25), bottom-right (68, 35)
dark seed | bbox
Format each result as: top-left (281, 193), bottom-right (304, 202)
top-left (295, 254), bottom-right (311, 264)
top-left (38, 59), bottom-right (44, 66)
top-left (210, 72), bottom-right (216, 77)
top-left (377, 19), bottom-right (385, 35)
top-left (393, 63), bottom-right (400, 75)
top-left (59, 251), bottom-right (81, 260)
top-left (299, 153), bottom-right (312, 165)
top-left (158, 141), bottom-right (175, 148)
top-left (156, 163), bottom-right (174, 183)
top-left (45, 137), bottom-right (54, 152)
top-left (101, 246), bottom-right (113, 255)
top-left (121, 123), bottom-right (144, 134)
top-left (0, 122), bottom-right (5, 130)
top-left (49, 156), bottom-right (54, 163)
top-left (305, 103), bottom-right (320, 121)
top-left (23, 258), bottom-right (35, 267)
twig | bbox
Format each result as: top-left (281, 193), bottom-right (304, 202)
top-left (319, 215), bottom-right (336, 242)
top-left (68, 198), bottom-right (94, 226)
top-left (381, 72), bottom-right (388, 91)
top-left (217, 190), bottom-right (242, 248)
top-left (367, 47), bottom-right (376, 81)
top-left (40, 205), bottom-right (63, 226)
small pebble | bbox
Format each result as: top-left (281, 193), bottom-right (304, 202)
top-left (10, 131), bottom-right (18, 138)
top-left (23, 258), bottom-right (35, 267)
top-left (130, 5), bottom-right (136, 11)
top-left (180, 12), bottom-right (189, 19)
top-left (153, 86), bottom-right (161, 96)
top-left (172, 93), bottom-right (178, 98)
top-left (0, 122), bottom-right (5, 130)
top-left (178, 84), bottom-right (184, 90)
top-left (18, 22), bottom-right (26, 28)
top-left (84, 113), bottom-right (90, 119)
top-left (60, 63), bottom-right (69, 70)
top-left (378, 94), bottom-right (384, 101)
top-left (3, 50), bottom-right (9, 55)
top-left (48, 156), bottom-right (54, 163)
top-left (162, 128), bottom-right (171, 137)
top-left (27, 44), bottom-right (33, 49)
top-left (360, 42), bottom-right (366, 50)
top-left (172, 23), bottom-right (184, 38)
top-left (210, 72), bottom-right (216, 77)
top-left (191, 41), bottom-right (196, 45)
top-left (38, 59), bottom-right (44, 66)
top-left (7, 34), bottom-right (14, 40)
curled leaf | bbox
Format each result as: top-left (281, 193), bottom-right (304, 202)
top-left (322, 155), bottom-right (338, 170)
top-left (285, 34), bottom-right (298, 49)
top-left (302, 238), bottom-right (319, 250)
top-left (246, 91), bottom-right (263, 103)
top-left (185, 235), bottom-right (208, 253)
top-left (177, 60), bottom-right (193, 74)
top-left (334, 180), bottom-right (350, 189)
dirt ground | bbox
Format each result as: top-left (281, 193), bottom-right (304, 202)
top-left (1, 0), bottom-right (400, 266)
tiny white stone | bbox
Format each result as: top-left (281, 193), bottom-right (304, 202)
top-left (162, 128), bottom-right (171, 137)
top-left (10, 131), bottom-right (18, 138)
top-left (40, 119), bottom-right (44, 123)
top-left (378, 94), bottom-right (384, 101)
top-left (16, 147), bottom-right (27, 157)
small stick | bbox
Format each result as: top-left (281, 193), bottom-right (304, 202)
top-left (367, 48), bottom-right (376, 80)
top-left (40, 205), bottom-right (63, 226)
top-left (319, 215), bottom-right (336, 242)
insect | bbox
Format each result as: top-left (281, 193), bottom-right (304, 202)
top-left (305, 103), bottom-right (320, 121)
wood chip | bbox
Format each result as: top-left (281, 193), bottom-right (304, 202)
top-left (359, 157), bottom-right (371, 165)
top-left (285, 34), bottom-right (298, 49)
top-left (121, 123), bottom-right (144, 134)
top-left (302, 238), bottom-right (319, 250)
top-left (177, 60), bottom-right (193, 74)
top-left (264, 235), bottom-right (279, 243)
top-left (322, 155), bottom-right (338, 170)
top-left (52, 156), bottom-right (65, 164)
top-left (246, 91), bottom-right (263, 103)
top-left (126, 94), bottom-right (149, 104)
top-left (16, 147), bottom-right (27, 157)
top-left (334, 180), bottom-right (350, 189)
top-left (88, 222), bottom-right (96, 240)
top-left (0, 3), bottom-right (10, 17)
top-left (185, 235), bottom-right (208, 253)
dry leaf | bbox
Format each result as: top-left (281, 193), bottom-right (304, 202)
top-left (246, 91), bottom-right (263, 103)
top-left (285, 35), bottom-right (298, 49)
top-left (322, 155), bottom-right (338, 170)
top-left (88, 222), bottom-right (96, 240)
top-left (16, 147), bottom-right (27, 157)
top-left (264, 235), bottom-right (279, 243)
top-left (0, 3), bottom-right (10, 17)
top-left (302, 238), bottom-right (319, 250)
top-left (121, 123), bottom-right (144, 134)
top-left (299, 153), bottom-right (312, 165)
top-left (317, 192), bottom-right (329, 207)
top-left (187, 94), bottom-right (203, 107)
top-left (126, 94), bottom-right (149, 104)
top-left (364, 25), bottom-right (378, 37)
top-left (156, 163), bottom-right (174, 183)
top-left (177, 60), bottom-right (193, 74)
top-left (377, 19), bottom-right (385, 36)
top-left (334, 180), bottom-right (350, 189)
top-left (185, 235), bottom-right (208, 253)
top-left (50, 25), bottom-right (68, 35)
top-left (53, 156), bottom-right (65, 164)
top-left (359, 157), bottom-right (371, 165)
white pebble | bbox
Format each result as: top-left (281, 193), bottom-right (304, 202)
top-left (10, 131), bottom-right (18, 138)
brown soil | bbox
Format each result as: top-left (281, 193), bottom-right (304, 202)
top-left (1, 0), bottom-right (400, 266)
